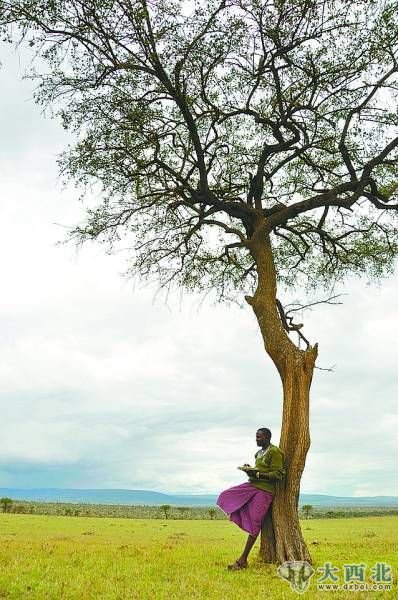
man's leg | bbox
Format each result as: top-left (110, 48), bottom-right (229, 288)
top-left (237, 533), bottom-right (258, 566)
top-left (228, 533), bottom-right (258, 569)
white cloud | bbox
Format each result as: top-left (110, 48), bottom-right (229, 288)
top-left (1, 42), bottom-right (397, 497)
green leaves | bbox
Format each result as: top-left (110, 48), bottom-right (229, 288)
top-left (2, 0), bottom-right (398, 300)
top-left (379, 181), bottom-right (398, 200)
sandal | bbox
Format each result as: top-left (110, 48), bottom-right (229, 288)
top-left (227, 560), bottom-right (248, 571)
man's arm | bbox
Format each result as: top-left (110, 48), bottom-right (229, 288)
top-left (257, 449), bottom-right (285, 481)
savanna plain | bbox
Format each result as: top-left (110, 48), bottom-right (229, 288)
top-left (0, 513), bottom-right (397, 600)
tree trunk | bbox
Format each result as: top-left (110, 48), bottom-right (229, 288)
top-left (246, 232), bottom-right (318, 564)
top-left (259, 347), bottom-right (317, 564)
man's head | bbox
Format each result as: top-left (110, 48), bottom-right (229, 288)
top-left (256, 428), bottom-right (271, 447)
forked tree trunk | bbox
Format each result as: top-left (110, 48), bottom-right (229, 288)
top-left (246, 233), bottom-right (318, 564)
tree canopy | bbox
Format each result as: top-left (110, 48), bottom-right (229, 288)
top-left (2, 0), bottom-right (398, 306)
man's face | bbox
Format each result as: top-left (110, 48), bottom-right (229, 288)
top-left (256, 430), bottom-right (268, 446)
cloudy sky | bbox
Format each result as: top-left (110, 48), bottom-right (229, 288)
top-left (0, 42), bottom-right (397, 498)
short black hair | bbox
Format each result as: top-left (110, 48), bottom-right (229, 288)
top-left (257, 427), bottom-right (271, 440)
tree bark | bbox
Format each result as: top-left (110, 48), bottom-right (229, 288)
top-left (259, 348), bottom-right (317, 564)
top-left (246, 231), bottom-right (318, 564)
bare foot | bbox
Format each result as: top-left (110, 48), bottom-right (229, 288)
top-left (227, 559), bottom-right (248, 570)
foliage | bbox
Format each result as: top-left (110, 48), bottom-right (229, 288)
top-left (4, 499), bottom-right (225, 519)
top-left (302, 503), bottom-right (314, 519)
top-left (2, 0), bottom-right (398, 308)
top-left (4, 499), bottom-right (398, 520)
top-left (176, 506), bottom-right (190, 515)
top-left (0, 497), bottom-right (13, 513)
top-left (159, 504), bottom-right (172, 519)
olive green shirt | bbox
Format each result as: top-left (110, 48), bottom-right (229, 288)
top-left (248, 443), bottom-right (285, 494)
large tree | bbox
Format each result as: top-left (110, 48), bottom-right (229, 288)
top-left (2, 0), bottom-right (398, 564)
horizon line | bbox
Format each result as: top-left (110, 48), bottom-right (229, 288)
top-left (0, 486), bottom-right (397, 499)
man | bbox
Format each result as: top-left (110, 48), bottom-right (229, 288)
top-left (216, 427), bottom-right (285, 570)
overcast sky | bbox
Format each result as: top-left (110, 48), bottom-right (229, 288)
top-left (1, 43), bottom-right (397, 497)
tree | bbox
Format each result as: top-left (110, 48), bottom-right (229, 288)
top-left (176, 506), bottom-right (190, 517)
top-left (159, 504), bottom-right (171, 520)
top-left (208, 507), bottom-right (216, 520)
top-left (0, 497), bottom-right (13, 513)
top-left (301, 504), bottom-right (313, 520)
top-left (2, 0), bottom-right (398, 564)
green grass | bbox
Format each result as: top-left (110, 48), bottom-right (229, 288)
top-left (0, 514), bottom-right (396, 599)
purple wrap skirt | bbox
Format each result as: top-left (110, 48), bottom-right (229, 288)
top-left (216, 482), bottom-right (273, 537)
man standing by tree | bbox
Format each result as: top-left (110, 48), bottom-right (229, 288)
top-left (2, 0), bottom-right (398, 564)
top-left (217, 428), bottom-right (284, 570)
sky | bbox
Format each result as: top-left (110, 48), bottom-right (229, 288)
top-left (0, 43), bottom-right (397, 498)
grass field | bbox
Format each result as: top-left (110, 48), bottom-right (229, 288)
top-left (0, 513), bottom-right (396, 599)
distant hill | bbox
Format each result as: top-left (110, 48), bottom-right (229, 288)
top-left (0, 488), bottom-right (216, 506)
top-left (1, 488), bottom-right (398, 507)
top-left (298, 494), bottom-right (398, 507)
